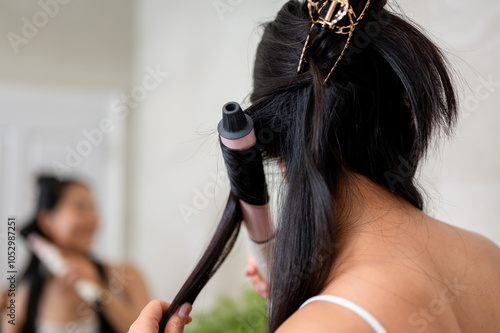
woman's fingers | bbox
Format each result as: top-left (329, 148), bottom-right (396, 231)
top-left (246, 255), bottom-right (269, 298)
top-left (255, 282), bottom-right (269, 299)
top-left (246, 255), bottom-right (258, 276)
top-left (128, 300), bottom-right (171, 333)
top-left (61, 252), bottom-right (101, 284)
top-left (164, 303), bottom-right (192, 333)
top-left (128, 300), bottom-right (192, 333)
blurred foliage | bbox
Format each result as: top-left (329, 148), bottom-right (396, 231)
top-left (185, 289), bottom-right (267, 333)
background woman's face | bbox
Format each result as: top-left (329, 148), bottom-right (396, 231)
top-left (41, 184), bottom-right (98, 253)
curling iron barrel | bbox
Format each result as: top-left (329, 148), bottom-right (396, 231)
top-left (218, 102), bottom-right (269, 206)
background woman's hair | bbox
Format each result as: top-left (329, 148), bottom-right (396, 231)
top-left (20, 176), bottom-right (116, 333)
top-left (160, 0), bottom-right (457, 331)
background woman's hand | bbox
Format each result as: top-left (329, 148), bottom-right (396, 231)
top-left (60, 251), bottom-right (102, 286)
top-left (246, 255), bottom-right (269, 298)
top-left (128, 300), bottom-right (192, 333)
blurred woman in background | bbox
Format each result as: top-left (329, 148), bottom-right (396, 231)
top-left (1, 176), bottom-right (150, 333)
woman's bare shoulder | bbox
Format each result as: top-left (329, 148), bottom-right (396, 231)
top-left (277, 220), bottom-right (500, 333)
top-left (451, 223), bottom-right (500, 254)
top-left (1, 282), bottom-right (29, 333)
top-left (104, 262), bottom-right (145, 279)
top-left (430, 219), bottom-right (500, 331)
top-left (103, 261), bottom-right (150, 303)
top-left (276, 299), bottom-right (382, 333)
top-left (433, 219), bottom-right (500, 272)
top-left (278, 262), bottom-right (467, 333)
top-left (276, 273), bottom-right (420, 333)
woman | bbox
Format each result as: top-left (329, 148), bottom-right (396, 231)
top-left (1, 176), bottom-right (150, 333)
top-left (132, 0), bottom-right (500, 332)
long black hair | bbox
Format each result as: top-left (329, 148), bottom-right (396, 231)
top-left (20, 176), bottom-right (116, 333)
top-left (161, 1), bottom-right (457, 331)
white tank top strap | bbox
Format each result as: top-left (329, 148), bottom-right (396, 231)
top-left (300, 295), bottom-right (388, 333)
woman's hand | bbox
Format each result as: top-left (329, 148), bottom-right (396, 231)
top-left (28, 234), bottom-right (101, 287)
top-left (128, 300), bottom-right (192, 333)
top-left (246, 255), bottom-right (269, 298)
top-left (60, 251), bottom-right (102, 286)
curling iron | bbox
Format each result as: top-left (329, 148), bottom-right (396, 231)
top-left (158, 102), bottom-right (275, 331)
top-left (218, 101), bottom-right (275, 282)
top-left (21, 231), bottom-right (103, 306)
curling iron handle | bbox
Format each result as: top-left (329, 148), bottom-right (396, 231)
top-left (240, 201), bottom-right (274, 283)
top-left (240, 201), bottom-right (274, 243)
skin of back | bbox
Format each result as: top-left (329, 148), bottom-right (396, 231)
top-left (277, 183), bottom-right (500, 333)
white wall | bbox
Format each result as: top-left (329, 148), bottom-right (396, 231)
top-left (399, 0), bottom-right (500, 241)
top-left (128, 0), bottom-right (500, 313)
top-left (0, 0), bottom-right (133, 89)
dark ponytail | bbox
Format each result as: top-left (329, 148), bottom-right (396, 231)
top-left (161, 1), bottom-right (457, 331)
top-left (20, 176), bottom-right (116, 333)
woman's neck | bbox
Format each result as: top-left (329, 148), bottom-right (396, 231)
top-left (332, 173), bottom-right (429, 275)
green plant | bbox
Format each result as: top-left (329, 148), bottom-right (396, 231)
top-left (185, 288), bottom-right (267, 333)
